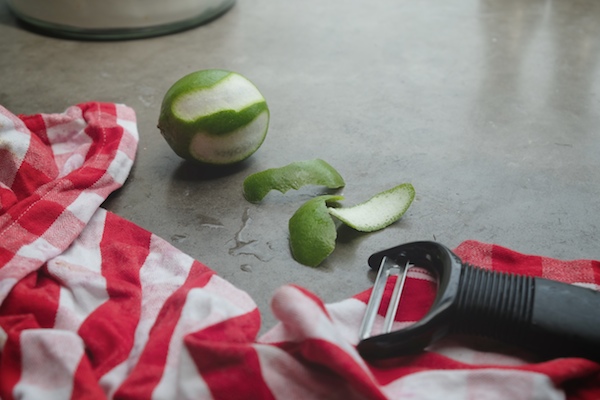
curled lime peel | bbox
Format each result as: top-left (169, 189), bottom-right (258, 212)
top-left (328, 183), bottom-right (415, 232)
top-left (243, 159), bottom-right (345, 203)
top-left (289, 195), bottom-right (344, 267)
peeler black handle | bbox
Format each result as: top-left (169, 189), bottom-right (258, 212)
top-left (453, 264), bottom-right (600, 361)
top-left (357, 241), bottom-right (600, 362)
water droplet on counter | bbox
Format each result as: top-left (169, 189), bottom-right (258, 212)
top-left (240, 264), bottom-right (253, 273)
top-left (171, 234), bottom-right (187, 243)
top-left (196, 214), bottom-right (224, 229)
top-left (138, 85), bottom-right (156, 108)
top-left (229, 208), bottom-right (273, 262)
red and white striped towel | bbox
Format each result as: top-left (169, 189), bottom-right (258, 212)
top-left (1, 102), bottom-right (599, 399)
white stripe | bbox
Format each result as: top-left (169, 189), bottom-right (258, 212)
top-left (267, 286), bottom-right (368, 368)
top-left (324, 298), bottom-right (369, 345)
top-left (203, 275), bottom-right (258, 315)
top-left (51, 210), bottom-right (108, 331)
top-left (41, 199), bottom-right (86, 252)
top-left (100, 363), bottom-right (129, 399)
top-left (117, 118), bottom-right (139, 142)
top-left (575, 282), bottom-right (600, 290)
top-left (13, 329), bottom-right (85, 400)
top-left (47, 117), bottom-right (89, 157)
top-left (172, 347), bottom-right (214, 400)
top-left (16, 235), bottom-right (61, 261)
top-left (0, 110), bottom-right (30, 188)
top-left (333, 299), bottom-right (417, 343)
top-left (257, 296), bottom-right (364, 346)
top-left (260, 286), bottom-right (387, 398)
top-left (256, 344), bottom-right (359, 400)
top-left (65, 191), bottom-right (105, 222)
top-left (56, 152), bottom-right (86, 178)
top-left (44, 106), bottom-right (84, 147)
top-left (174, 73), bottom-right (265, 121)
top-left (0, 277), bottom-right (18, 305)
top-left (152, 275), bottom-right (256, 399)
top-left (407, 266), bottom-right (436, 282)
top-left (106, 148), bottom-right (135, 186)
top-left (0, 325), bottom-right (7, 351)
top-left (428, 338), bottom-right (528, 366)
top-left (382, 369), bottom-right (564, 400)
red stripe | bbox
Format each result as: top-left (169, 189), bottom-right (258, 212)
top-left (454, 240), bottom-right (494, 269)
top-left (10, 160), bottom-right (54, 201)
top-left (114, 259), bottom-right (215, 399)
top-left (77, 213), bottom-right (151, 378)
top-left (388, 276), bottom-right (435, 322)
top-left (491, 244), bottom-right (544, 277)
top-left (186, 309), bottom-right (269, 400)
top-left (0, 147), bottom-right (20, 194)
top-left (79, 103), bottom-right (123, 163)
top-left (19, 113), bottom-right (50, 146)
top-left (70, 356), bottom-right (110, 400)
top-left (13, 199), bottom-right (65, 237)
top-left (0, 247), bottom-right (16, 268)
top-left (293, 337), bottom-right (387, 400)
top-left (11, 115), bottom-right (58, 195)
top-left (366, 351), bottom-right (491, 385)
top-left (0, 316), bottom-right (29, 400)
top-left (592, 260), bottom-right (600, 287)
top-left (0, 264), bottom-right (61, 399)
top-left (353, 275), bottom-right (435, 323)
top-left (67, 166), bottom-right (108, 190)
top-left (368, 349), bottom-right (600, 390)
top-left (0, 185), bottom-right (17, 211)
top-left (3, 192), bottom-right (42, 227)
top-left (0, 264), bottom-right (60, 329)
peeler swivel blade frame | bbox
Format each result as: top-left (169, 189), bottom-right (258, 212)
top-left (358, 241), bottom-right (461, 359)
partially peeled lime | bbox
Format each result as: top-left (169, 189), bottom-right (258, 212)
top-left (158, 69), bottom-right (269, 165)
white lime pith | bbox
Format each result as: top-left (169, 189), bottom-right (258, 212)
top-left (188, 111), bottom-right (269, 164)
top-left (158, 69), bottom-right (270, 165)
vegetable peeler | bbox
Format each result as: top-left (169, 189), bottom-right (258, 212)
top-left (357, 241), bottom-right (600, 362)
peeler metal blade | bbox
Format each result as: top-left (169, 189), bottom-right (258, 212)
top-left (358, 256), bottom-right (412, 341)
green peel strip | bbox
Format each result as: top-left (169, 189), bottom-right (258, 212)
top-left (288, 195), bottom-right (344, 267)
top-left (328, 183), bottom-right (415, 232)
top-left (243, 159), bottom-right (345, 203)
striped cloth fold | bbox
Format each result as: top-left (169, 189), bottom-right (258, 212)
top-left (0, 102), bottom-right (598, 399)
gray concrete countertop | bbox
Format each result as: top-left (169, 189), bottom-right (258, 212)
top-left (1, 0), bottom-right (599, 332)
